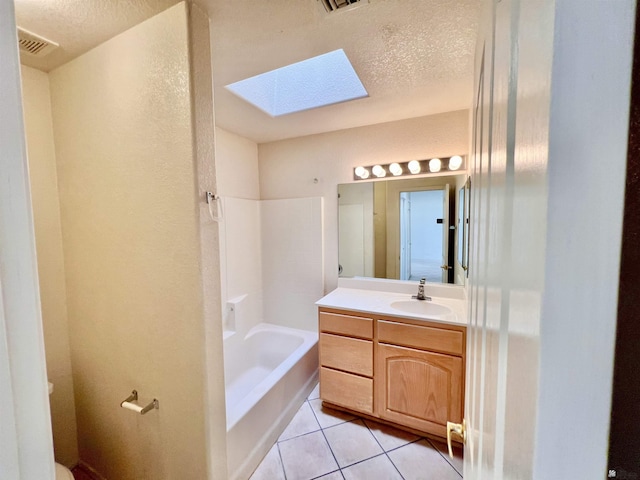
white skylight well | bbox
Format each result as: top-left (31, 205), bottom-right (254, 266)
top-left (225, 49), bottom-right (368, 117)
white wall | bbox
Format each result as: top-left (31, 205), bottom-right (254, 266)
top-left (221, 198), bottom-right (262, 336)
top-left (259, 110), bottom-right (469, 293)
top-left (20, 65), bottom-right (79, 468)
top-left (261, 198), bottom-right (324, 332)
top-left (215, 127), bottom-right (262, 338)
top-left (217, 127), bottom-right (324, 335)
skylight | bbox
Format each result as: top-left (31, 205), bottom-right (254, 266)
top-left (225, 49), bottom-right (368, 117)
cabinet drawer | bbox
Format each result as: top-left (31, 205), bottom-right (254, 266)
top-left (378, 320), bottom-right (464, 356)
top-left (320, 367), bottom-right (373, 414)
top-left (320, 333), bottom-right (373, 376)
top-left (319, 311), bottom-right (373, 339)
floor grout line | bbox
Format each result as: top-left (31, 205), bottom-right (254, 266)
top-left (275, 441), bottom-right (289, 480)
top-left (424, 436), bottom-right (463, 477)
top-left (362, 421), bottom-right (407, 480)
top-left (266, 386), bottom-right (462, 480)
top-left (316, 419), bottom-right (342, 472)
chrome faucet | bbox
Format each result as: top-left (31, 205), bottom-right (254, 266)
top-left (413, 278), bottom-right (431, 301)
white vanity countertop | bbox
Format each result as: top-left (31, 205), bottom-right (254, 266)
top-left (316, 287), bottom-right (467, 327)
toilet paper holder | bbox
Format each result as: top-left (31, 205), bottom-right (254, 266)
top-left (120, 390), bottom-right (159, 415)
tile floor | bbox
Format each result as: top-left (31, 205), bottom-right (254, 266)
top-left (249, 384), bottom-right (463, 480)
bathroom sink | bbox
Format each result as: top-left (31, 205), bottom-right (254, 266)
top-left (390, 300), bottom-right (452, 317)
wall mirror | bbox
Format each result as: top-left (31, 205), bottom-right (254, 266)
top-left (458, 177), bottom-right (471, 277)
top-left (338, 174), bottom-right (469, 285)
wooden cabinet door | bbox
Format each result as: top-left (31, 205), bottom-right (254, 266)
top-left (377, 343), bottom-right (463, 437)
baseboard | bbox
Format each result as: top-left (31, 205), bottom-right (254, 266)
top-left (74, 461), bottom-right (108, 480)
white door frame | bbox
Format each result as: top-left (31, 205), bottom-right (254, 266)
top-left (440, 183), bottom-right (450, 283)
top-left (399, 193), bottom-right (411, 280)
top-left (0, 2), bottom-right (55, 479)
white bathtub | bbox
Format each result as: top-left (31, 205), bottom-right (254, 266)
top-left (225, 323), bottom-right (318, 480)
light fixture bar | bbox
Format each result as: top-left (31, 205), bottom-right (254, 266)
top-left (353, 156), bottom-right (465, 181)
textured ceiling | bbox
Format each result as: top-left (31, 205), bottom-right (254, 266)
top-left (14, 0), bottom-right (480, 143)
top-left (14, 0), bottom-right (181, 72)
top-left (204, 0), bottom-right (480, 142)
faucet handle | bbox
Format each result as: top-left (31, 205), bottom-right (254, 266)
top-left (419, 278), bottom-right (426, 285)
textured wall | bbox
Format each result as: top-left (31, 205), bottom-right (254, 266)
top-left (20, 64), bottom-right (79, 469)
top-left (189, 5), bottom-right (228, 477)
top-left (215, 127), bottom-right (260, 200)
top-left (258, 110), bottom-right (469, 293)
top-left (49, 3), bottom-right (209, 478)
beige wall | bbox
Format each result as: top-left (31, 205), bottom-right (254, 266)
top-left (258, 109), bottom-right (469, 292)
top-left (20, 65), bottom-right (79, 468)
top-left (49, 4), bottom-right (211, 478)
top-left (215, 127), bottom-right (260, 199)
top-left (188, 4), bottom-right (228, 476)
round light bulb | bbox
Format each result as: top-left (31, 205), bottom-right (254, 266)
top-left (355, 166), bottom-right (368, 179)
top-left (408, 160), bottom-right (421, 174)
top-left (389, 163), bottom-right (402, 176)
top-left (372, 165), bottom-right (386, 178)
top-left (449, 155), bottom-right (463, 171)
top-left (429, 158), bottom-right (442, 173)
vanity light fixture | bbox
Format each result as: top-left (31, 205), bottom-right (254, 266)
top-left (354, 166), bottom-right (370, 179)
top-left (389, 163), bottom-right (403, 176)
top-left (352, 155), bottom-right (465, 181)
top-left (428, 158), bottom-right (442, 173)
top-left (372, 165), bottom-right (386, 178)
top-left (449, 155), bottom-right (463, 170)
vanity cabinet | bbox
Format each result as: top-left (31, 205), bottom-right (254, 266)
top-left (318, 307), bottom-right (466, 439)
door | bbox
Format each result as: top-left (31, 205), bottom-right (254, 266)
top-left (441, 183), bottom-right (450, 282)
top-left (399, 188), bottom-right (447, 282)
top-left (0, 1), bottom-right (55, 478)
top-left (400, 194), bottom-right (411, 279)
top-left (463, 0), bottom-right (548, 478)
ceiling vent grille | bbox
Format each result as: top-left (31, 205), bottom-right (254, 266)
top-left (17, 27), bottom-right (59, 57)
top-left (318, 0), bottom-right (363, 13)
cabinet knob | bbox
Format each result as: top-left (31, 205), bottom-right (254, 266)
top-left (446, 419), bottom-right (466, 459)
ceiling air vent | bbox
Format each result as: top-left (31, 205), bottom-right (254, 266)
top-left (318, 0), bottom-right (363, 13)
top-left (17, 27), bottom-right (59, 57)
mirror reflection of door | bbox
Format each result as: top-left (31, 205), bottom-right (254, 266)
top-left (337, 175), bottom-right (467, 285)
top-left (399, 188), bottom-right (448, 282)
top-left (399, 194), bottom-right (411, 280)
top-left (337, 182), bottom-right (375, 278)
